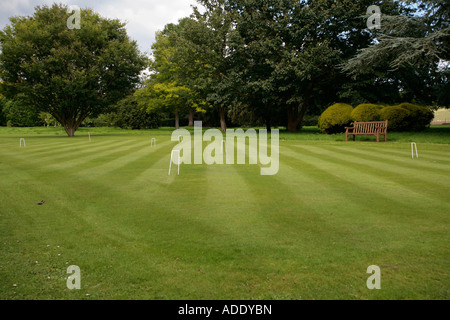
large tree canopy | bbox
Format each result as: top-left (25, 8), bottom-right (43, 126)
top-left (342, 0), bottom-right (449, 106)
top-left (224, 0), bottom-right (402, 131)
top-left (344, 0), bottom-right (449, 72)
top-left (0, 3), bottom-right (147, 136)
top-left (135, 19), bottom-right (209, 129)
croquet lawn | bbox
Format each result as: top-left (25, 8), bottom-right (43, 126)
top-left (0, 126), bottom-right (449, 300)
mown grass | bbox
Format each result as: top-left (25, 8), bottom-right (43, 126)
top-left (0, 126), bottom-right (449, 300)
top-left (3, 125), bottom-right (449, 143)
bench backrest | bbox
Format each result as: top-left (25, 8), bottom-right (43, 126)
top-left (353, 120), bottom-right (388, 134)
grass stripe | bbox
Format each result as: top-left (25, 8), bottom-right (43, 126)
top-left (317, 143), bottom-right (450, 179)
top-left (76, 140), bottom-right (174, 179)
top-left (280, 145), bottom-right (449, 220)
top-left (1, 128), bottom-right (449, 299)
top-left (8, 139), bottom-right (129, 164)
top-left (342, 143), bottom-right (450, 162)
top-left (34, 140), bottom-right (135, 164)
top-left (339, 142), bottom-right (450, 163)
top-left (38, 140), bottom-right (151, 171)
top-left (288, 144), bottom-right (450, 199)
top-left (327, 144), bottom-right (450, 172)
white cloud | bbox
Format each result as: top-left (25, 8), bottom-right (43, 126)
top-left (0, 0), bottom-right (32, 12)
top-left (0, 0), bottom-right (198, 53)
top-left (97, 0), bottom-right (197, 53)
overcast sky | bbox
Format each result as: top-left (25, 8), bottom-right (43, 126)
top-left (0, 0), bottom-right (199, 54)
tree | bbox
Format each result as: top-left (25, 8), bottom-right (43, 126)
top-left (226, 0), bottom-right (401, 131)
top-left (191, 0), bottom-right (236, 131)
top-left (0, 94), bottom-right (7, 126)
top-left (139, 18), bottom-right (209, 129)
top-left (2, 98), bottom-right (41, 127)
top-left (112, 94), bottom-right (161, 130)
top-left (161, 18), bottom-right (213, 126)
top-left (342, 0), bottom-right (449, 106)
top-left (135, 80), bottom-right (194, 129)
top-left (39, 112), bottom-right (59, 127)
top-left (0, 4), bottom-right (147, 136)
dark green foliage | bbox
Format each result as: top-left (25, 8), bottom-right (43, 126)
top-left (225, 0), bottom-right (403, 131)
top-left (2, 99), bottom-right (41, 127)
top-left (351, 104), bottom-right (383, 122)
top-left (112, 95), bottom-right (161, 130)
top-left (227, 103), bottom-right (264, 128)
top-left (82, 114), bottom-right (116, 128)
top-left (0, 97), bottom-right (7, 126)
top-left (0, 4), bottom-right (147, 136)
top-left (318, 103), bottom-right (353, 134)
top-left (83, 95), bottom-right (162, 129)
top-left (160, 117), bottom-right (189, 128)
top-left (379, 106), bottom-right (411, 131)
top-left (396, 102), bottom-right (434, 131)
top-left (342, 1), bottom-right (449, 107)
top-left (302, 115), bottom-right (321, 127)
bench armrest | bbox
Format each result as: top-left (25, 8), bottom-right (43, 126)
top-left (345, 126), bottom-right (354, 133)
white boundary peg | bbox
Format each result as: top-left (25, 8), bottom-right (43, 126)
top-left (411, 142), bottom-right (418, 159)
top-left (20, 138), bottom-right (26, 147)
top-left (151, 138), bottom-right (156, 147)
top-left (88, 132), bottom-right (91, 142)
top-left (168, 149), bottom-right (181, 175)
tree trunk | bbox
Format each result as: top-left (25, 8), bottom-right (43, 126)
top-left (287, 114), bottom-right (300, 132)
top-left (174, 110), bottom-right (180, 129)
top-left (287, 83), bottom-right (313, 132)
top-left (60, 114), bottom-right (86, 137)
top-left (287, 104), bottom-right (308, 132)
top-left (188, 109), bottom-right (194, 126)
top-left (219, 106), bottom-right (226, 132)
top-left (64, 125), bottom-right (77, 137)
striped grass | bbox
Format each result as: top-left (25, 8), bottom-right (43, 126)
top-left (0, 127), bottom-right (449, 300)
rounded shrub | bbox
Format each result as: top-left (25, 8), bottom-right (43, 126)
top-left (379, 106), bottom-right (411, 131)
top-left (351, 103), bottom-right (382, 122)
top-left (318, 103), bottom-right (353, 134)
top-left (396, 102), bottom-right (434, 131)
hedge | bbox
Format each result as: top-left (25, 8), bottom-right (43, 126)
top-left (379, 106), bottom-right (411, 131)
top-left (396, 103), bottom-right (434, 131)
top-left (318, 103), bottom-right (353, 134)
top-left (350, 103), bottom-right (382, 122)
top-left (318, 102), bottom-right (434, 133)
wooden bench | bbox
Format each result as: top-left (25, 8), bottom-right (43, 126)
top-left (345, 120), bottom-right (388, 142)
